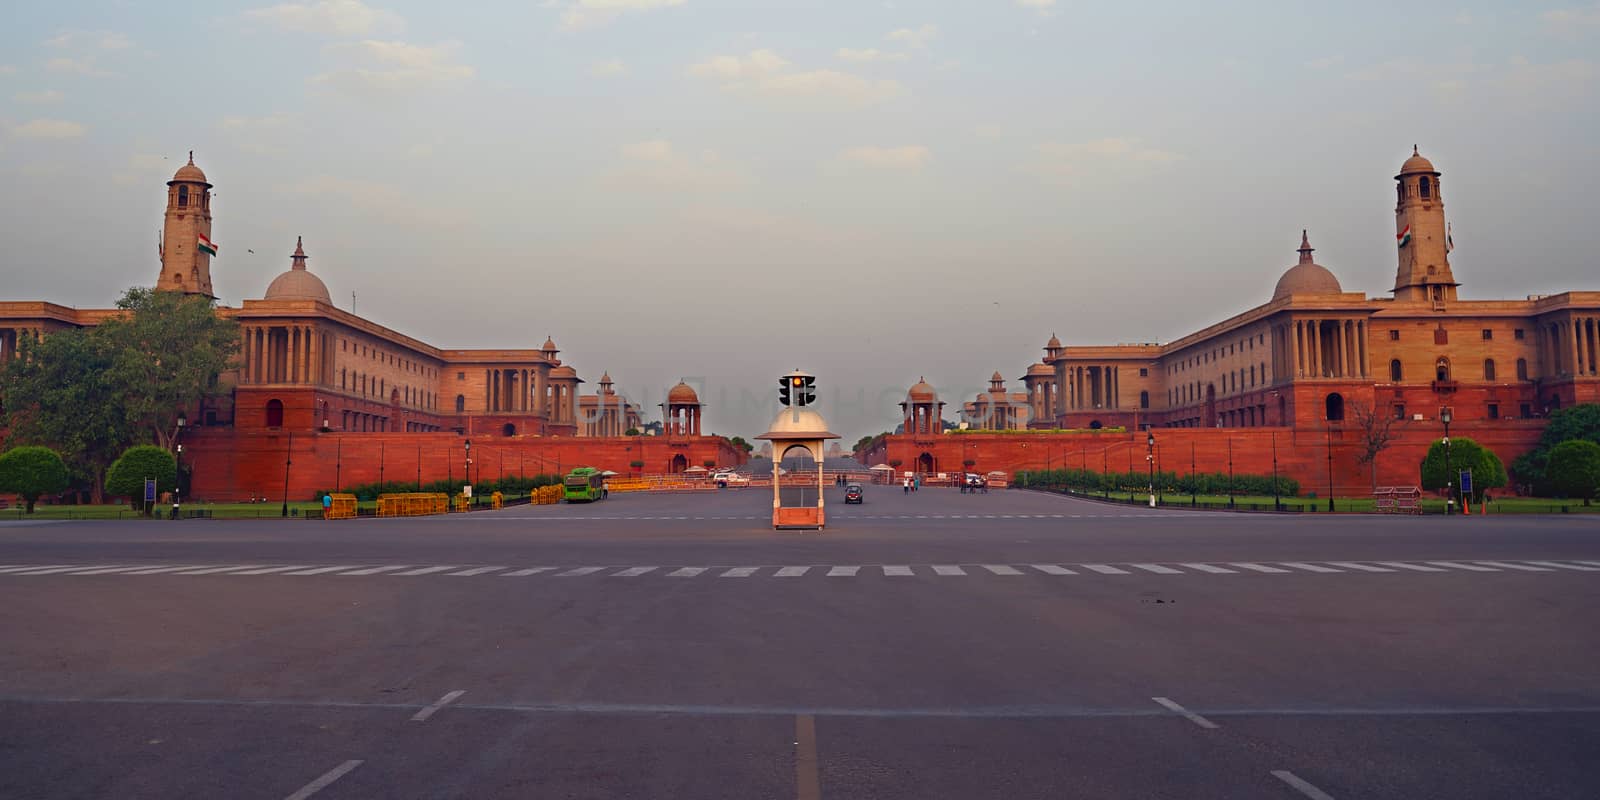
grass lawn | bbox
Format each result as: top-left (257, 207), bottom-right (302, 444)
top-left (7, 493), bottom-right (536, 520)
top-left (1050, 490), bottom-right (1600, 514)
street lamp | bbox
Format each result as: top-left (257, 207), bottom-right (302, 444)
top-left (1326, 421), bottom-right (1336, 512)
top-left (281, 432), bottom-right (293, 517)
top-left (1271, 430), bottom-right (1281, 512)
top-left (174, 411), bottom-right (186, 515)
top-left (1145, 431), bottom-right (1156, 508)
top-left (464, 438), bottom-right (473, 508)
top-left (1441, 407), bottom-right (1453, 516)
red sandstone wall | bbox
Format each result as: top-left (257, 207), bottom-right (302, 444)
top-left (182, 431), bottom-right (745, 502)
top-left (862, 422), bottom-right (1543, 497)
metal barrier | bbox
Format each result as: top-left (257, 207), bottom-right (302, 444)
top-left (376, 493), bottom-right (450, 517)
top-left (325, 493), bottom-right (359, 520)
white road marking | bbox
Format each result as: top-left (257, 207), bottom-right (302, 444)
top-left (393, 565), bottom-right (461, 576)
top-left (0, 565), bottom-right (71, 573)
top-left (1081, 564), bottom-right (1130, 575)
top-left (1474, 561), bottom-right (1553, 572)
top-left (503, 567), bottom-right (556, 576)
top-left (73, 564), bottom-right (195, 575)
top-left (449, 566), bottom-right (507, 576)
top-left (284, 759), bottom-right (364, 800)
top-left (556, 567), bottom-right (606, 577)
top-left (827, 566), bottom-right (860, 577)
top-left (410, 689), bottom-right (466, 722)
top-left (1271, 770), bottom-right (1336, 799)
top-left (775, 566), bottom-right (811, 577)
top-left (1576, 561), bottom-right (1600, 568)
top-left (882, 565), bottom-right (914, 576)
top-left (1030, 564), bottom-right (1075, 575)
top-left (1180, 563), bottom-right (1236, 574)
top-left (1425, 561), bottom-right (1499, 572)
top-left (1325, 562), bottom-right (1394, 573)
top-left (1526, 560), bottom-right (1600, 572)
top-left (932, 565), bottom-right (967, 576)
top-left (721, 567), bottom-right (759, 578)
top-left (338, 565), bottom-right (413, 576)
top-left (1229, 563), bottom-right (1291, 573)
top-left (174, 565), bottom-right (271, 575)
top-left (1377, 561), bottom-right (1446, 572)
top-left (14, 564), bottom-right (131, 575)
top-left (1131, 563), bottom-right (1183, 574)
top-left (1280, 562), bottom-right (1342, 573)
top-left (612, 566), bottom-right (658, 577)
top-left (234, 565), bottom-right (319, 575)
top-left (286, 565), bottom-right (370, 576)
top-left (668, 567), bottom-right (707, 577)
top-left (1151, 696), bottom-right (1219, 729)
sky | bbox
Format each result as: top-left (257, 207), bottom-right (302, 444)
top-left (2, 0), bottom-right (1597, 443)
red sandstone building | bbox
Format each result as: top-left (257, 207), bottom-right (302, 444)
top-left (869, 149), bottom-right (1599, 493)
top-left (0, 157), bottom-right (741, 500)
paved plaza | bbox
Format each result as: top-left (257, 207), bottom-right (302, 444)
top-left (2, 486), bottom-right (1598, 799)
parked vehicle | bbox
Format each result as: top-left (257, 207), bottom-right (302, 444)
top-left (563, 467), bottom-right (606, 502)
top-left (715, 471), bottom-right (750, 488)
top-left (844, 484), bottom-right (864, 503)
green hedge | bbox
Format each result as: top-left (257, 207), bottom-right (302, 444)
top-left (1015, 467), bottom-right (1299, 497)
top-left (313, 473), bottom-right (562, 502)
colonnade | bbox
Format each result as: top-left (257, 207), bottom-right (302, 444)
top-left (902, 403), bottom-right (940, 435)
top-left (485, 367), bottom-right (547, 414)
top-left (241, 324), bottom-right (327, 385)
top-left (666, 404), bottom-right (701, 436)
top-left (1285, 318), bottom-right (1369, 379)
top-left (1547, 316), bottom-right (1600, 377)
top-left (1064, 365), bottom-right (1120, 410)
top-left (0, 326), bottom-right (43, 365)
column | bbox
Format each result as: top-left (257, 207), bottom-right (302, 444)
top-left (1291, 322), bottom-right (1301, 377)
top-left (1572, 319), bottom-right (1583, 376)
top-left (309, 328), bottom-right (320, 387)
top-left (1358, 321), bottom-right (1370, 377)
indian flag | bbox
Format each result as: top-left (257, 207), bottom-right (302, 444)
top-left (1396, 225), bottom-right (1412, 248)
top-left (197, 233), bottom-right (218, 257)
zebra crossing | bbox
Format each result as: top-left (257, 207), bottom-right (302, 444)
top-left (0, 559), bottom-right (1595, 579)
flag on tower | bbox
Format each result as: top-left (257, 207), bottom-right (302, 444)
top-left (1446, 223), bottom-right (1454, 253)
top-left (1396, 225), bottom-right (1412, 248)
top-left (197, 233), bottom-right (218, 257)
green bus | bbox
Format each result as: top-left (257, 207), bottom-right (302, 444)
top-left (563, 467), bottom-right (606, 503)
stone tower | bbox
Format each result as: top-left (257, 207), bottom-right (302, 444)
top-left (156, 152), bottom-right (216, 298)
top-left (1392, 146), bottom-right (1456, 303)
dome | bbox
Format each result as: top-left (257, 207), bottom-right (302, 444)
top-left (1272, 230), bottom-right (1343, 301)
top-left (263, 237), bottom-right (331, 303)
top-left (906, 377), bottom-right (938, 403)
top-left (667, 380), bottom-right (700, 404)
top-left (991, 371), bottom-right (1004, 382)
top-left (1399, 145), bottom-right (1436, 175)
top-left (541, 337), bottom-right (558, 352)
top-left (170, 152), bottom-right (209, 185)
top-left (1045, 333), bottom-right (1062, 349)
top-left (756, 407), bottom-right (839, 441)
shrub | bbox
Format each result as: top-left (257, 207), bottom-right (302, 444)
top-left (1419, 436), bottom-right (1506, 503)
top-left (1547, 439), bottom-right (1600, 504)
top-left (0, 446), bottom-right (72, 513)
top-left (105, 445), bottom-right (178, 513)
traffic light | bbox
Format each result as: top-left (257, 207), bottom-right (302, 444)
top-left (778, 376), bottom-right (793, 406)
top-left (796, 375), bottom-right (816, 407)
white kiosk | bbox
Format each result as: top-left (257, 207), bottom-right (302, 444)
top-left (755, 371), bottom-right (838, 530)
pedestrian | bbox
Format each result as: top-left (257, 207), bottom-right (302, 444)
top-left (903, 477), bottom-right (910, 494)
top-left (171, 492), bottom-right (181, 521)
top-left (322, 493), bottom-right (333, 519)
top-left (980, 477), bottom-right (989, 494)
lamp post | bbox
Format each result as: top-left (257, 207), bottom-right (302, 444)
top-left (379, 440), bottom-right (385, 489)
top-left (1325, 421), bottom-right (1336, 512)
top-left (416, 442), bottom-right (423, 491)
top-left (1146, 431), bottom-right (1156, 508)
top-left (173, 411), bottom-right (186, 516)
top-left (335, 437), bottom-right (342, 492)
top-left (1227, 436), bottom-right (1235, 509)
top-left (1441, 407), bottom-right (1453, 516)
top-left (1271, 430), bottom-right (1281, 512)
top-left (464, 438), bottom-right (473, 509)
top-left (1190, 439), bottom-right (1197, 507)
top-left (281, 432), bottom-right (293, 517)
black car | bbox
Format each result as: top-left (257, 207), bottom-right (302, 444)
top-left (844, 484), bottom-right (864, 504)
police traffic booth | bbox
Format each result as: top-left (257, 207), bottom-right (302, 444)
top-left (755, 370), bottom-right (839, 530)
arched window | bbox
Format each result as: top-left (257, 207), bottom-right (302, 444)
top-left (1140, 391), bottom-right (1150, 409)
top-left (1484, 359), bottom-right (1496, 381)
top-left (503, 423), bottom-right (516, 437)
top-left (177, 185), bottom-right (189, 207)
top-left (1324, 392), bottom-right (1345, 421)
top-left (1435, 357), bottom-right (1451, 382)
top-left (1419, 176), bottom-right (1431, 199)
top-left (1390, 359), bottom-right (1403, 382)
top-left (265, 398), bottom-right (284, 428)
top-left (454, 394), bottom-right (465, 413)
top-left (1517, 358), bottom-right (1529, 381)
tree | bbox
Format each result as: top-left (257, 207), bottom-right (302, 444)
top-left (1547, 440), bottom-right (1600, 505)
top-left (1512, 404), bottom-right (1600, 494)
top-left (1420, 436), bottom-right (1507, 503)
top-left (95, 287), bottom-right (240, 451)
top-left (0, 447), bottom-right (71, 513)
top-left (105, 445), bottom-right (178, 513)
top-left (0, 328), bottom-right (133, 502)
top-left (624, 427), bottom-right (641, 436)
top-left (1348, 399), bottom-right (1405, 491)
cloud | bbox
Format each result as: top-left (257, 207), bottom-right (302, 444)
top-left (837, 48), bottom-right (907, 63)
top-left (312, 40), bottom-right (474, 94)
top-left (1541, 4), bottom-right (1600, 36)
top-left (886, 23), bottom-right (937, 47)
top-left (9, 119), bottom-right (87, 139)
top-left (559, 0), bottom-right (686, 32)
top-left (606, 139), bottom-right (745, 190)
top-left (841, 145), bottom-right (930, 169)
top-left (1035, 138), bottom-right (1181, 179)
top-left (689, 50), bottom-right (899, 106)
top-left (1017, 0), bottom-right (1055, 6)
top-left (112, 153), bottom-right (179, 185)
top-left (45, 57), bottom-right (115, 77)
top-left (14, 90), bottom-right (64, 104)
top-left (591, 58), bottom-right (627, 76)
top-left (244, 0), bottom-right (405, 36)
top-left (0, 65), bottom-right (16, 76)
top-left (285, 175), bottom-right (470, 227)
top-left (1497, 56), bottom-right (1595, 93)
top-left (219, 112), bottom-right (303, 154)
top-left (43, 30), bottom-right (132, 50)
top-left (1304, 54), bottom-right (1343, 70)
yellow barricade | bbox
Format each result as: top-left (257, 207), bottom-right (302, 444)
top-left (326, 493), bottom-right (358, 520)
top-left (376, 493), bottom-right (450, 517)
top-left (536, 485), bottom-right (562, 504)
top-left (606, 479), bottom-right (650, 493)
top-left (452, 494), bottom-right (471, 513)
top-left (491, 491), bottom-right (504, 510)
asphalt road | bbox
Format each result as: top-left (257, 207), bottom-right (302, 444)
top-left (1, 487), bottom-right (1597, 799)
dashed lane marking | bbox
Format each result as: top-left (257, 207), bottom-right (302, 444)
top-left (775, 566), bottom-right (811, 577)
top-left (932, 565), bottom-right (967, 576)
top-left (556, 566), bottom-right (606, 577)
top-left (502, 566), bottom-right (556, 576)
top-left (612, 566), bottom-right (658, 577)
top-left (827, 566), bottom-right (860, 577)
top-left (1180, 563), bottom-right (1236, 574)
top-left (1271, 770), bottom-right (1336, 800)
top-left (1325, 562), bottom-right (1393, 573)
top-left (1151, 696), bottom-right (1219, 729)
top-left (448, 566), bottom-right (507, 576)
top-left (1231, 562), bottom-right (1291, 573)
top-left (1425, 561), bottom-right (1498, 572)
top-left (721, 566), bottom-right (759, 578)
top-left (393, 565), bottom-right (461, 576)
top-left (1030, 564), bottom-right (1075, 575)
top-left (668, 567), bottom-right (707, 577)
top-left (882, 565), bottom-right (914, 576)
top-left (284, 759), bottom-right (363, 800)
top-left (1082, 564), bottom-right (1131, 575)
top-left (982, 564), bottom-right (1024, 576)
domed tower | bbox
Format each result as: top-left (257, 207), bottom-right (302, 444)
top-left (664, 380), bottom-right (702, 436)
top-left (1393, 146), bottom-right (1456, 303)
top-left (263, 237), bottom-right (332, 303)
top-left (899, 378), bottom-right (944, 435)
top-left (1272, 231), bottom-right (1343, 301)
top-left (157, 152), bottom-right (217, 298)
